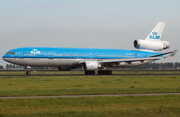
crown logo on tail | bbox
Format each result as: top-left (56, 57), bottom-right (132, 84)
top-left (149, 31), bottom-right (160, 39)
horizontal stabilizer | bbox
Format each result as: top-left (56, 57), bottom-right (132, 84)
top-left (150, 49), bottom-right (177, 57)
top-left (169, 49), bottom-right (178, 57)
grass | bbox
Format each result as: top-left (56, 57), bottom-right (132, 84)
top-left (0, 73), bottom-right (180, 96)
top-left (0, 95), bottom-right (180, 116)
top-left (0, 70), bottom-right (180, 116)
top-left (0, 70), bottom-right (85, 75)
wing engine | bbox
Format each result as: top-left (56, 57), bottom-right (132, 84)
top-left (82, 61), bottom-right (101, 71)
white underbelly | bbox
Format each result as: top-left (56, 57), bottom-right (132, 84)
top-left (4, 58), bottom-right (81, 67)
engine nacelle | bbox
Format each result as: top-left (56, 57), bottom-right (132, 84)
top-left (134, 39), bottom-right (169, 51)
top-left (83, 61), bottom-right (101, 71)
top-left (58, 67), bottom-right (71, 71)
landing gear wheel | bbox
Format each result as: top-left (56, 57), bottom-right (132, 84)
top-left (26, 71), bottom-right (30, 75)
top-left (85, 71), bottom-right (90, 75)
top-left (108, 70), bottom-right (112, 75)
top-left (85, 71), bottom-right (95, 75)
top-left (98, 70), bottom-right (112, 75)
top-left (98, 70), bottom-right (102, 75)
top-left (91, 71), bottom-right (95, 74)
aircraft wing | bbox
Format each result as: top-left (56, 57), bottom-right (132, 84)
top-left (100, 49), bottom-right (178, 63)
top-left (78, 49), bottom-right (177, 64)
top-left (98, 57), bottom-right (163, 64)
top-left (78, 57), bottom-right (164, 65)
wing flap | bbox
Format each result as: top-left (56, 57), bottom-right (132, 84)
top-left (78, 57), bottom-right (163, 65)
top-left (99, 57), bottom-right (163, 64)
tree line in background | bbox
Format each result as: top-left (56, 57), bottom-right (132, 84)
top-left (5, 64), bottom-right (24, 69)
top-left (0, 62), bottom-right (180, 70)
top-left (131, 62), bottom-right (180, 69)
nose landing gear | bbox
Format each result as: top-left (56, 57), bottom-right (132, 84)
top-left (26, 71), bottom-right (30, 75)
top-left (26, 66), bottom-right (31, 75)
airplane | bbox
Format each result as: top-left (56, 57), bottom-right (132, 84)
top-left (2, 22), bottom-right (177, 75)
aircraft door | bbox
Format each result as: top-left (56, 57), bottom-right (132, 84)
top-left (48, 52), bottom-right (54, 66)
top-left (137, 54), bottom-right (142, 58)
top-left (19, 51), bottom-right (23, 59)
top-left (89, 53), bottom-right (94, 59)
top-left (49, 52), bottom-right (53, 59)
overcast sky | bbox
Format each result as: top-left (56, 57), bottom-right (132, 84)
top-left (0, 0), bottom-right (180, 66)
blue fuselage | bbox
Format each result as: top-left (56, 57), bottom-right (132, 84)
top-left (3, 47), bottom-right (161, 59)
top-left (2, 47), bottom-right (162, 67)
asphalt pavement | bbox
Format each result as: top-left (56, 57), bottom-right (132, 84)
top-left (0, 93), bottom-right (180, 99)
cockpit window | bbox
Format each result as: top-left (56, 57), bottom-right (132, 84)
top-left (6, 52), bottom-right (15, 55)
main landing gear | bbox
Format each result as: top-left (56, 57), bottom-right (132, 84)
top-left (98, 70), bottom-right (112, 75)
top-left (85, 70), bottom-right (113, 75)
top-left (85, 71), bottom-right (95, 75)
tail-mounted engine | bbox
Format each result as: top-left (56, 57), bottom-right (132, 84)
top-left (134, 39), bottom-right (169, 51)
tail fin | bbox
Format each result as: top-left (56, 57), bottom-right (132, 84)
top-left (145, 22), bottom-right (166, 41)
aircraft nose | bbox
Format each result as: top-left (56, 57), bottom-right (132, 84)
top-left (2, 55), bottom-right (5, 60)
top-left (2, 54), bottom-right (8, 62)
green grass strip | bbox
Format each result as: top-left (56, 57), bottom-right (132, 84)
top-left (0, 75), bottom-right (180, 96)
top-left (0, 95), bottom-right (180, 116)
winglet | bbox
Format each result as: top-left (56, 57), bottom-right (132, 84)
top-left (169, 49), bottom-right (178, 57)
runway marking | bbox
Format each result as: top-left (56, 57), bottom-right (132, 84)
top-left (0, 93), bottom-right (180, 99)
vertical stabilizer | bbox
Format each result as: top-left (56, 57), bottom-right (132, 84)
top-left (134, 22), bottom-right (169, 51)
top-left (145, 22), bottom-right (166, 41)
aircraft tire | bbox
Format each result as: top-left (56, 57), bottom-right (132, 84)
top-left (92, 71), bottom-right (95, 74)
top-left (108, 70), bottom-right (112, 75)
top-left (85, 71), bottom-right (88, 75)
top-left (103, 70), bottom-right (108, 74)
top-left (26, 71), bottom-right (30, 75)
top-left (98, 70), bottom-right (102, 75)
top-left (98, 70), bottom-right (112, 75)
top-left (85, 71), bottom-right (95, 75)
